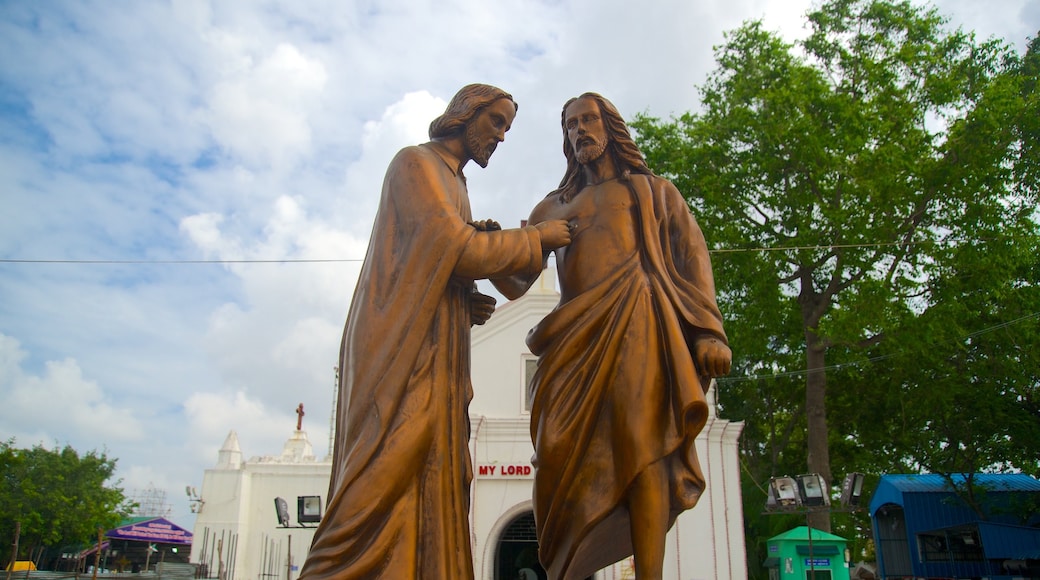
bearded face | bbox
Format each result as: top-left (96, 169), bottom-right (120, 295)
top-left (564, 97), bottom-right (610, 167)
top-left (460, 98), bottom-right (515, 169)
top-left (464, 121), bottom-right (496, 168)
top-left (574, 136), bottom-right (606, 165)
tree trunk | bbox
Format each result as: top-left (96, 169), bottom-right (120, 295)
top-left (800, 271), bottom-right (833, 533)
top-left (805, 327), bottom-right (832, 532)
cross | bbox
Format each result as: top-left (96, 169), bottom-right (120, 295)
top-left (296, 403), bottom-right (305, 431)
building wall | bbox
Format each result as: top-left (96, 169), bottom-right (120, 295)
top-left (189, 431), bottom-right (330, 580)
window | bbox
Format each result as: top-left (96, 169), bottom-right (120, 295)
top-left (917, 526), bottom-right (983, 562)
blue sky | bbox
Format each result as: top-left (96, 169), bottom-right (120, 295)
top-left (0, 0), bottom-right (1035, 528)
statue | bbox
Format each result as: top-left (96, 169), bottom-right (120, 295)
top-left (493, 93), bottom-right (731, 579)
top-left (298, 84), bottom-right (572, 579)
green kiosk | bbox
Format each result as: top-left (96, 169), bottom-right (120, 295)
top-left (764, 526), bottom-right (850, 580)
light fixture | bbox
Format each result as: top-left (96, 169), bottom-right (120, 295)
top-left (796, 473), bottom-right (830, 507)
top-left (274, 497), bottom-right (291, 527)
top-left (840, 472), bottom-right (866, 507)
top-left (186, 486), bottom-right (204, 514)
top-left (298, 495), bottom-right (322, 524)
top-left (769, 476), bottom-right (801, 508)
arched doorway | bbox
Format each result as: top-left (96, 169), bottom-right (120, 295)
top-left (495, 511), bottom-right (545, 580)
top-left (494, 512), bottom-right (594, 580)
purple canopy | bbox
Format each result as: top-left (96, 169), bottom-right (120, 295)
top-left (106, 517), bottom-right (192, 545)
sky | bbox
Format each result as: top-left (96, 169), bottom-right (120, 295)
top-left (0, 0), bottom-right (1035, 529)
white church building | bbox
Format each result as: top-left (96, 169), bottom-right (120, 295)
top-left (189, 269), bottom-right (747, 580)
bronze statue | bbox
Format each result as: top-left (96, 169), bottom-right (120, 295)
top-left (298, 84), bottom-right (571, 579)
top-left (493, 93), bottom-right (731, 579)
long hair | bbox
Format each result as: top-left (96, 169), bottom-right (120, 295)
top-left (429, 84), bottom-right (517, 139)
top-left (554, 92), bottom-right (651, 202)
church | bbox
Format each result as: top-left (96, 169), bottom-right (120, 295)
top-left (189, 268), bottom-right (747, 580)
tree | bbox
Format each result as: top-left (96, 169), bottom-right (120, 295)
top-left (0, 440), bottom-right (133, 566)
top-left (832, 25), bottom-right (1040, 482)
top-left (631, 0), bottom-right (1037, 571)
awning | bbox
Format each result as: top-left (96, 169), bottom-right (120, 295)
top-left (977, 521), bottom-right (1040, 560)
top-left (106, 517), bottom-right (192, 545)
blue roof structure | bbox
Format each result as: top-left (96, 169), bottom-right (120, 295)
top-left (868, 473), bottom-right (1040, 578)
top-left (870, 473), bottom-right (1040, 515)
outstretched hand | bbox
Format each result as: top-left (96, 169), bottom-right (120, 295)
top-left (470, 290), bottom-right (497, 326)
top-left (469, 219), bottom-right (502, 232)
top-left (694, 336), bottom-right (732, 377)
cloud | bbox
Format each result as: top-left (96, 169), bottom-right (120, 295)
top-left (183, 389), bottom-right (330, 466)
top-left (0, 333), bottom-right (145, 446)
top-left (178, 191), bottom-right (364, 438)
top-left (205, 43), bottom-right (329, 170)
top-left (168, 90), bottom-right (458, 477)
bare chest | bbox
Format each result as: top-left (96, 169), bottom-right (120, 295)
top-left (543, 180), bottom-right (642, 298)
top-left (539, 180), bottom-right (635, 230)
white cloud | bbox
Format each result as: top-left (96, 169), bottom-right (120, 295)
top-left (183, 388), bottom-right (331, 466)
top-left (180, 213), bottom-right (232, 256)
top-left (0, 333), bottom-right (145, 445)
top-left (205, 42), bottom-right (328, 170)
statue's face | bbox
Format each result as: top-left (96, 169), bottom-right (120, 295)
top-left (564, 97), bottom-right (607, 164)
top-left (463, 98), bottom-right (516, 168)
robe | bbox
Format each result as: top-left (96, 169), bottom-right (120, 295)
top-left (299, 142), bottom-right (543, 579)
top-left (527, 174), bottom-right (727, 580)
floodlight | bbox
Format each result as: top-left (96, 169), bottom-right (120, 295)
top-left (769, 476), bottom-right (801, 508)
top-left (840, 472), bottom-right (866, 507)
top-left (298, 495), bottom-right (322, 524)
top-left (796, 473), bottom-right (830, 507)
top-left (274, 497), bottom-right (291, 527)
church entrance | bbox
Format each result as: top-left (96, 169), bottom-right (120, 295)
top-left (495, 512), bottom-right (545, 580)
top-left (494, 512), bottom-right (594, 580)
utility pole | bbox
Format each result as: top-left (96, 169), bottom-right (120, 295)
top-left (286, 535), bottom-right (292, 580)
top-left (328, 366), bottom-right (339, 460)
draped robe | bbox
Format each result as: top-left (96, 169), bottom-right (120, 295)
top-left (527, 174), bottom-right (727, 580)
top-left (299, 142), bottom-right (543, 579)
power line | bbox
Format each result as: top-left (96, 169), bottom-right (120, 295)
top-left (2, 233), bottom-right (1031, 264)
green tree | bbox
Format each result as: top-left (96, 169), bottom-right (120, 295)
top-left (631, 0), bottom-right (1038, 573)
top-left (834, 25), bottom-right (1040, 484)
top-left (0, 440), bottom-right (133, 566)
